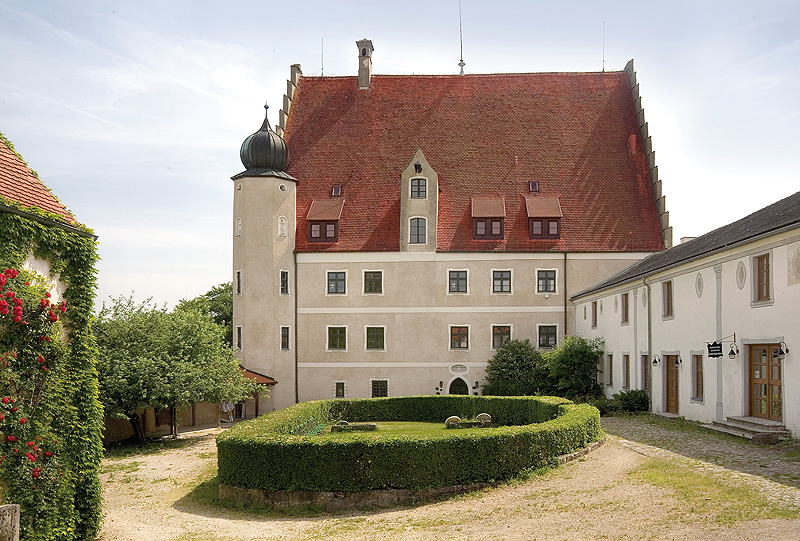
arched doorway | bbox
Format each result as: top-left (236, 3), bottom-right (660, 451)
top-left (448, 378), bottom-right (469, 395)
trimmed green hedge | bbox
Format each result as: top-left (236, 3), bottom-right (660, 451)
top-left (217, 396), bottom-right (601, 492)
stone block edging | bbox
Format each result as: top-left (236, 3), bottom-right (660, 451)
top-left (218, 437), bottom-right (605, 511)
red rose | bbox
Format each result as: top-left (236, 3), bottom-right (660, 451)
top-left (0, 414), bottom-right (5, 421)
top-left (41, 366), bottom-right (47, 371)
top-left (48, 312), bottom-right (58, 322)
top-left (2, 397), bottom-right (9, 404)
top-left (59, 303), bottom-right (66, 312)
top-left (45, 292), bottom-right (51, 298)
top-left (37, 355), bottom-right (44, 363)
top-left (11, 408), bottom-right (18, 413)
top-left (40, 299), bottom-right (47, 307)
top-left (44, 451), bottom-right (52, 457)
top-left (7, 436), bottom-right (15, 442)
top-left (19, 417), bottom-right (26, 425)
top-left (27, 441), bottom-right (34, 447)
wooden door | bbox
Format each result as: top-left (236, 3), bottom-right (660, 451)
top-left (665, 355), bottom-right (679, 414)
top-left (750, 345), bottom-right (782, 421)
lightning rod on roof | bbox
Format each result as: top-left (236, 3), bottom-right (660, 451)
top-left (458, 0), bottom-right (465, 75)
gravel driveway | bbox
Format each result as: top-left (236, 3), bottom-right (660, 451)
top-left (98, 415), bottom-right (800, 540)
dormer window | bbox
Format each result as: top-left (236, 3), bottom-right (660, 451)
top-left (471, 197), bottom-right (506, 240)
top-left (525, 196), bottom-right (562, 240)
top-left (307, 198), bottom-right (344, 243)
top-left (331, 185), bottom-right (342, 197)
top-left (411, 178), bottom-right (426, 199)
top-left (528, 181), bottom-right (539, 193)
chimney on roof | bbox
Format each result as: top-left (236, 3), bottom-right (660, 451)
top-left (356, 38), bottom-right (374, 89)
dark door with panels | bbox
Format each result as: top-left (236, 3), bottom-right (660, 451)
top-left (750, 345), bottom-right (782, 421)
top-left (665, 355), bottom-right (679, 414)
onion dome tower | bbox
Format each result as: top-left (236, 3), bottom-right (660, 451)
top-left (231, 101), bottom-right (297, 411)
top-left (235, 103), bottom-right (291, 177)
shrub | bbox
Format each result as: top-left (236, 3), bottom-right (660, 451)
top-left (612, 389), bottom-right (650, 413)
top-left (544, 335), bottom-right (604, 399)
top-left (217, 395), bottom-right (601, 493)
top-left (482, 339), bottom-right (548, 396)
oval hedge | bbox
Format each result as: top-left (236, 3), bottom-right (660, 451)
top-left (216, 395), bottom-right (601, 493)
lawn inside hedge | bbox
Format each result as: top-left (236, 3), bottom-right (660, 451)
top-left (325, 421), bottom-right (458, 437)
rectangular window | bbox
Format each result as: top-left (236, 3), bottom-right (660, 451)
top-left (331, 185), bottom-right (342, 196)
top-left (623, 354), bottom-right (630, 389)
top-left (410, 218), bottom-right (426, 244)
top-left (449, 270), bottom-right (468, 293)
top-left (591, 301), bottom-right (597, 328)
top-left (450, 326), bottom-right (469, 349)
top-left (364, 271), bottom-right (383, 294)
top-left (327, 271), bottom-right (346, 294)
top-left (607, 354), bottom-right (613, 386)
top-left (473, 218), bottom-right (504, 239)
top-left (280, 326), bottom-right (290, 350)
top-left (371, 379), bottom-right (389, 398)
top-left (642, 354), bottom-right (650, 391)
top-left (335, 381), bottom-right (346, 399)
top-left (756, 254), bottom-right (770, 301)
top-left (693, 354), bottom-right (704, 400)
top-left (537, 270), bottom-right (556, 293)
top-left (529, 181), bottom-right (539, 193)
top-left (492, 325), bottom-right (511, 349)
top-left (327, 327), bottom-right (346, 350)
top-left (366, 327), bottom-right (385, 350)
top-left (529, 218), bottom-right (560, 239)
top-left (662, 281), bottom-right (674, 317)
top-left (538, 325), bottom-right (557, 348)
top-left (280, 270), bottom-right (289, 295)
top-left (621, 292), bottom-right (629, 324)
top-left (309, 221), bottom-right (338, 242)
top-left (411, 178), bottom-right (426, 198)
top-left (236, 326), bottom-right (242, 350)
top-left (492, 270), bottom-right (512, 293)
top-left (235, 271), bottom-right (242, 295)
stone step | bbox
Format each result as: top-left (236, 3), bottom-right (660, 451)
top-left (725, 416), bottom-right (789, 432)
top-left (701, 420), bottom-right (789, 445)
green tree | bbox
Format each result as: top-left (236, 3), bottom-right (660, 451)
top-left (482, 339), bottom-right (549, 396)
top-left (544, 335), bottom-right (604, 399)
top-left (95, 295), bottom-right (258, 443)
top-left (176, 281), bottom-right (233, 346)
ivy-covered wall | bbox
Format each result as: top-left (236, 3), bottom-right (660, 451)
top-left (0, 192), bottom-right (102, 539)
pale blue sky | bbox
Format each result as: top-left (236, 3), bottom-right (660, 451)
top-left (1, 1), bottom-right (798, 308)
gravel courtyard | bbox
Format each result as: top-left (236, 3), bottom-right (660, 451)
top-left (98, 415), bottom-right (800, 540)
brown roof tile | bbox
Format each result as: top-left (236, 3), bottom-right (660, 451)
top-left (285, 71), bottom-right (664, 253)
top-left (525, 196), bottom-right (563, 218)
top-left (471, 197), bottom-right (506, 218)
top-left (307, 198), bottom-right (345, 221)
top-left (0, 134), bottom-right (75, 224)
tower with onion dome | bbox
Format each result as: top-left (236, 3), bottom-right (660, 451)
top-left (232, 103), bottom-right (296, 411)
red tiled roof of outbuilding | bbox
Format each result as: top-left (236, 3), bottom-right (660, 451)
top-left (285, 71), bottom-right (664, 253)
top-left (0, 134), bottom-right (76, 224)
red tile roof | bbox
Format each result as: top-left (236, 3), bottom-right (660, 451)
top-left (0, 134), bottom-right (75, 224)
top-left (307, 198), bottom-right (345, 221)
top-left (285, 71), bottom-right (664, 253)
top-left (471, 197), bottom-right (506, 218)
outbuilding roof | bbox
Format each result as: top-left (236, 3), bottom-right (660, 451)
top-left (0, 133), bottom-right (76, 224)
top-left (285, 71), bottom-right (664, 253)
top-left (571, 190), bottom-right (800, 300)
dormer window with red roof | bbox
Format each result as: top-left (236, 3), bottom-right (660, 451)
top-left (525, 196), bottom-right (562, 240)
top-left (307, 199), bottom-right (344, 243)
top-left (472, 197), bottom-right (505, 240)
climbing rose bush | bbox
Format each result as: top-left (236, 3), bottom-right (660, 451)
top-left (0, 268), bottom-right (64, 510)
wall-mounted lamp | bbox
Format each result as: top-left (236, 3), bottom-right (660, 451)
top-left (652, 355), bottom-right (660, 366)
top-left (675, 356), bottom-right (682, 366)
top-left (434, 381), bottom-right (444, 395)
top-left (414, 162), bottom-right (423, 173)
top-left (728, 344), bottom-right (739, 359)
top-left (778, 342), bottom-right (790, 360)
top-left (472, 381), bottom-right (480, 396)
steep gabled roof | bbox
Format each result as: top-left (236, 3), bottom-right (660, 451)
top-left (0, 133), bottom-right (76, 224)
top-left (572, 190), bottom-right (800, 299)
top-left (285, 71), bottom-right (664, 253)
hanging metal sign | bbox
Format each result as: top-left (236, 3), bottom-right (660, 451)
top-left (707, 341), bottom-right (723, 358)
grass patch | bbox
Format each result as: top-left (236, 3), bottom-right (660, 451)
top-left (325, 421), bottom-right (452, 438)
top-left (99, 461), bottom-right (140, 475)
top-left (630, 457), bottom-right (800, 525)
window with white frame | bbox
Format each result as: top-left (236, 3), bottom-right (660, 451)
top-left (280, 326), bottom-right (290, 350)
top-left (537, 270), bottom-right (556, 293)
top-left (492, 270), bottom-right (512, 293)
top-left (371, 379), bottom-right (389, 398)
top-left (364, 271), bottom-right (383, 294)
top-left (411, 178), bottom-right (426, 199)
top-left (327, 271), bottom-right (346, 294)
top-left (410, 217), bottom-right (426, 244)
top-left (448, 270), bottom-right (468, 293)
top-left (450, 326), bottom-right (469, 349)
top-left (280, 270), bottom-right (289, 295)
top-left (334, 381), bottom-right (346, 399)
top-left (366, 327), bottom-right (385, 350)
top-left (492, 325), bottom-right (511, 349)
top-left (538, 325), bottom-right (557, 348)
top-left (327, 326), bottom-right (346, 350)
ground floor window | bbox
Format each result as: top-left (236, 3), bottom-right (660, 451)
top-left (642, 354), bottom-right (650, 391)
top-left (371, 379), bottom-right (389, 398)
top-left (538, 325), bottom-right (557, 348)
top-left (623, 355), bottom-right (630, 389)
top-left (692, 354), bottom-right (704, 400)
top-left (335, 381), bottom-right (346, 399)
